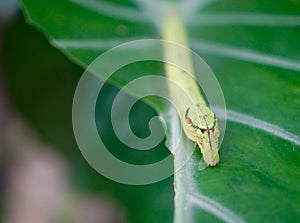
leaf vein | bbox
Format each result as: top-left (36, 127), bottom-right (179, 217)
top-left (213, 107), bottom-right (300, 147)
top-left (186, 193), bottom-right (246, 223)
top-left (192, 40), bottom-right (300, 72)
top-left (188, 13), bottom-right (300, 26)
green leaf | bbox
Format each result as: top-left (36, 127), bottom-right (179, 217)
top-left (18, 0), bottom-right (300, 222)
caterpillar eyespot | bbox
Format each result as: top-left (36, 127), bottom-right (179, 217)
top-left (186, 117), bottom-right (192, 125)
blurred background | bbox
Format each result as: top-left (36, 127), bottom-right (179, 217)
top-left (0, 1), bottom-right (174, 223)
